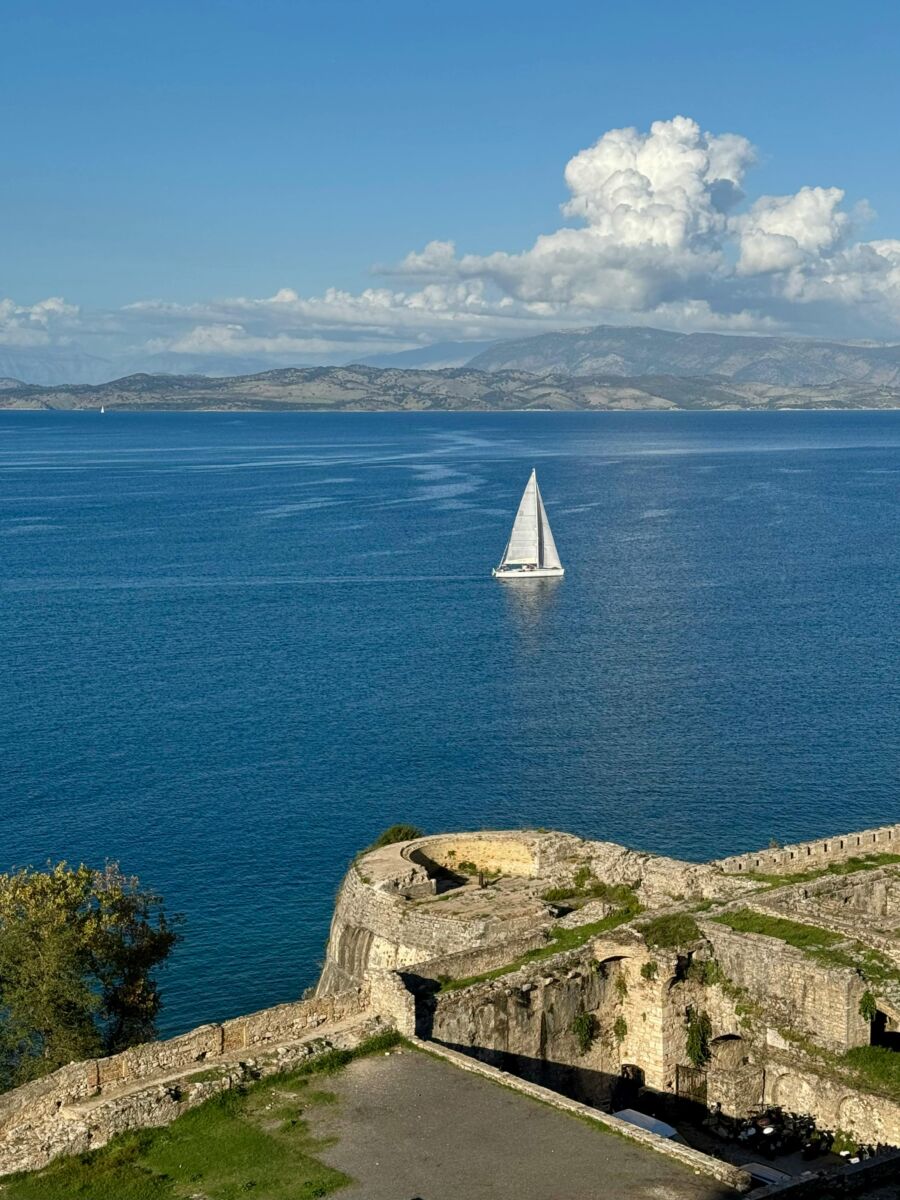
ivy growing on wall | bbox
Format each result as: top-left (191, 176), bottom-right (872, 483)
top-left (859, 990), bottom-right (878, 1023)
top-left (685, 1007), bottom-right (712, 1068)
top-left (571, 1011), bottom-right (598, 1055)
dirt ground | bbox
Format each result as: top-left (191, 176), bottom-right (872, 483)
top-left (305, 1046), bottom-right (737, 1200)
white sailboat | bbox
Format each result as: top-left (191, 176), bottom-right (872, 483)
top-left (493, 468), bottom-right (564, 580)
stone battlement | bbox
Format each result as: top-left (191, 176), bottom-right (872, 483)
top-left (713, 822), bottom-right (900, 876)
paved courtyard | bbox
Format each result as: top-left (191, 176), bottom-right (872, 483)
top-left (305, 1047), bottom-right (736, 1200)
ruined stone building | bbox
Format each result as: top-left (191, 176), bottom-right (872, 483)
top-left (3, 821), bottom-right (900, 1179)
top-left (319, 825), bottom-right (900, 1146)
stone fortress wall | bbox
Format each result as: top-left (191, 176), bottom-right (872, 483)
top-left (0, 986), bottom-right (370, 1177)
top-left (315, 825), bottom-right (900, 1151)
top-left (715, 822), bottom-right (900, 876)
top-left (4, 821), bottom-right (900, 1182)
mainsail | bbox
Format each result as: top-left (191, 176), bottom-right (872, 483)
top-left (498, 469), bottom-right (562, 570)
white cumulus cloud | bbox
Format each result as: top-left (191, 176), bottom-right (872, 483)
top-left (7, 115), bottom-right (900, 375)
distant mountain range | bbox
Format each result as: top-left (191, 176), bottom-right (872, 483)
top-left (3, 323), bottom-right (900, 409)
top-left (6, 323), bottom-right (900, 394)
top-left (469, 325), bottom-right (900, 385)
top-left (3, 363), bottom-right (899, 412)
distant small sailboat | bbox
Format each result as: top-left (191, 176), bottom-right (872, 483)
top-left (493, 468), bottom-right (564, 580)
top-left (100, 405), bottom-right (105, 413)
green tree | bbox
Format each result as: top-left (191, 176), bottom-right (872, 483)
top-left (0, 862), bottom-right (180, 1090)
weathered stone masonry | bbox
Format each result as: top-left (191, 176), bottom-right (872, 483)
top-left (4, 821), bottom-right (900, 1180)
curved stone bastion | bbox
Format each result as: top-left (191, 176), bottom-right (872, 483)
top-left (6, 821), bottom-right (900, 1184)
top-left (315, 828), bottom-right (746, 996)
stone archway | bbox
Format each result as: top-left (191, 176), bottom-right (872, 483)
top-left (709, 1033), bottom-right (746, 1071)
top-left (770, 1072), bottom-right (817, 1115)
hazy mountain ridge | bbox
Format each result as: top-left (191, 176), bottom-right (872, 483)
top-left (468, 325), bottom-right (900, 385)
top-left (3, 363), bottom-right (900, 412)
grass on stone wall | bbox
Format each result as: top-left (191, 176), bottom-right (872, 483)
top-left (637, 913), bottom-right (702, 949)
top-left (739, 852), bottom-right (900, 890)
top-left (540, 875), bottom-right (641, 916)
top-left (439, 908), bottom-right (639, 992)
top-left (841, 1046), bottom-right (900, 1100)
top-left (711, 909), bottom-right (842, 950)
top-left (712, 909), bottom-right (900, 988)
top-left (1, 1030), bottom-right (402, 1200)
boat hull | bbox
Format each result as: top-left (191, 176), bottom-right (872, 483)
top-left (492, 566), bottom-right (565, 580)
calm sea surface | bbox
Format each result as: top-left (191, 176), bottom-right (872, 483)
top-left (1, 411), bottom-right (898, 1033)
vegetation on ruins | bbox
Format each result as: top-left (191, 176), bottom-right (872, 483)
top-left (638, 913), bottom-right (702, 950)
top-left (365, 824), bottom-right (424, 850)
top-left (685, 1008), bottom-right (712, 1068)
top-left (740, 852), bottom-right (900, 890)
top-left (571, 1011), bottom-right (598, 1054)
top-left (1, 1029), bottom-right (403, 1200)
top-left (686, 958), bottom-right (724, 986)
top-left (843, 1045), bottom-right (900, 1097)
top-left (859, 990), bottom-right (878, 1023)
top-left (640, 960), bottom-right (659, 981)
top-left (0, 863), bottom-right (179, 1090)
top-left (613, 1015), bottom-right (627, 1044)
top-left (540, 870), bottom-right (642, 917)
top-left (712, 909), bottom-right (900, 988)
top-left (439, 909), bottom-right (639, 992)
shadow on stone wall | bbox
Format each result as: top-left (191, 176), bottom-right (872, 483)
top-left (433, 1041), bottom-right (713, 1131)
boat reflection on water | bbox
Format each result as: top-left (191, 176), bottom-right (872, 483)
top-left (501, 575), bottom-right (563, 631)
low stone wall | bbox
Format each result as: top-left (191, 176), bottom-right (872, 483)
top-left (412, 1037), bottom-right (751, 1192)
top-left (715, 824), bottom-right (900, 877)
top-left (404, 832), bottom-right (539, 877)
top-left (750, 1151), bottom-right (900, 1197)
top-left (765, 1060), bottom-right (900, 1148)
top-left (405, 927), bottom-right (550, 986)
top-left (0, 986), bottom-right (370, 1177)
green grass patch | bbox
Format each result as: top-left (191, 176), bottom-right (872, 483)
top-left (540, 878), bottom-right (641, 915)
top-left (2, 1030), bottom-right (403, 1200)
top-left (711, 909), bottom-right (842, 949)
top-left (638, 913), bottom-right (702, 949)
top-left (439, 909), bottom-right (639, 992)
top-left (740, 853), bottom-right (900, 890)
top-left (712, 910), bottom-right (900, 988)
top-left (842, 1045), bottom-right (900, 1099)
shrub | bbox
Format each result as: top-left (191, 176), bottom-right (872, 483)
top-left (615, 973), bottom-right (628, 998)
top-left (639, 913), bottom-right (702, 949)
top-left (640, 960), bottom-right (659, 981)
top-left (366, 824), bottom-right (423, 850)
top-left (613, 1016), bottom-right (627, 1044)
top-left (859, 990), bottom-right (878, 1023)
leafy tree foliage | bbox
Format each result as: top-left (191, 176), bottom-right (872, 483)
top-left (0, 862), bottom-right (180, 1089)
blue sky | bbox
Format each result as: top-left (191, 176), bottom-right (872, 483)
top-left (2, 0), bottom-right (900, 377)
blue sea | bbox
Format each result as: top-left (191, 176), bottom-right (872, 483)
top-left (2, 411), bottom-right (898, 1034)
